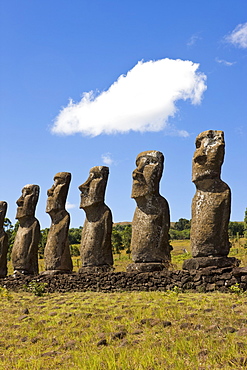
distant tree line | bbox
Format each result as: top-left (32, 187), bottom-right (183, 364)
top-left (111, 224), bottom-right (132, 255)
top-left (245, 208), bottom-right (247, 238)
top-left (3, 208), bottom-right (247, 260)
top-left (169, 218), bottom-right (191, 240)
top-left (228, 222), bottom-right (244, 238)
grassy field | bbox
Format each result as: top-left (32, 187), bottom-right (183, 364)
top-left (2, 238), bottom-right (247, 369)
top-left (1, 288), bottom-right (247, 369)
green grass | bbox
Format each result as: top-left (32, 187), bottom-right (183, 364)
top-left (170, 239), bottom-right (191, 270)
top-left (229, 237), bottom-right (247, 266)
top-left (2, 239), bottom-right (247, 369)
top-left (0, 289), bottom-right (247, 369)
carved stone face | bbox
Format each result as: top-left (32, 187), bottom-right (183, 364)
top-left (131, 151), bottom-right (164, 199)
top-left (16, 185), bottom-right (39, 219)
top-left (46, 172), bottom-right (71, 214)
top-left (79, 166), bottom-right (109, 209)
top-left (0, 201), bottom-right (7, 228)
top-left (192, 130), bottom-right (225, 183)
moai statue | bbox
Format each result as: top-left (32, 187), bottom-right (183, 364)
top-left (127, 151), bottom-right (171, 272)
top-left (78, 166), bottom-right (113, 272)
top-left (183, 130), bottom-right (239, 270)
top-left (44, 172), bottom-right (73, 274)
top-left (0, 201), bottom-right (8, 277)
top-left (12, 185), bottom-right (40, 275)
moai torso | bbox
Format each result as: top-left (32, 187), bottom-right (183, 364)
top-left (44, 211), bottom-right (72, 271)
top-left (79, 166), bottom-right (113, 271)
top-left (44, 172), bottom-right (72, 272)
top-left (131, 196), bottom-right (170, 262)
top-left (12, 185), bottom-right (40, 275)
top-left (81, 207), bottom-right (113, 267)
top-left (130, 151), bottom-right (171, 266)
top-left (190, 130), bottom-right (231, 257)
top-left (0, 201), bottom-right (8, 277)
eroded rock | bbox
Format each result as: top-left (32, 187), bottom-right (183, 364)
top-left (44, 172), bottom-right (72, 273)
top-left (12, 185), bottom-right (40, 275)
top-left (127, 151), bottom-right (171, 272)
top-left (184, 131), bottom-right (237, 270)
top-left (78, 166), bottom-right (113, 272)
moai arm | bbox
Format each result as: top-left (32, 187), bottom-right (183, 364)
top-left (102, 206), bottom-right (113, 266)
top-left (158, 197), bottom-right (171, 262)
top-left (28, 220), bottom-right (40, 256)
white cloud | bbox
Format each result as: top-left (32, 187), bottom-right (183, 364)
top-left (52, 58), bottom-right (207, 137)
top-left (215, 57), bottom-right (236, 66)
top-left (225, 22), bottom-right (247, 48)
top-left (66, 201), bottom-right (76, 210)
top-left (187, 34), bottom-right (201, 47)
top-left (168, 128), bottom-right (190, 137)
top-left (101, 153), bottom-right (114, 165)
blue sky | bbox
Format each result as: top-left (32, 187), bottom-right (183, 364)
top-left (1, 0), bottom-right (246, 229)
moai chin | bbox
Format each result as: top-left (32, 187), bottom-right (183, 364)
top-left (183, 130), bottom-right (239, 270)
top-left (11, 185), bottom-right (40, 275)
top-left (43, 172), bottom-right (73, 274)
top-left (78, 166), bottom-right (113, 272)
top-left (127, 150), bottom-right (171, 272)
top-left (0, 201), bottom-right (8, 277)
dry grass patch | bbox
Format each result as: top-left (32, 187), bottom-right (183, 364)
top-left (0, 290), bottom-right (247, 369)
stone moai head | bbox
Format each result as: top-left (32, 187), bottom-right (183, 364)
top-left (16, 185), bottom-right (39, 220)
top-left (46, 172), bottom-right (71, 215)
top-left (79, 166), bottom-right (109, 209)
top-left (192, 130), bottom-right (225, 184)
top-left (131, 150), bottom-right (164, 199)
top-left (0, 201), bottom-right (7, 229)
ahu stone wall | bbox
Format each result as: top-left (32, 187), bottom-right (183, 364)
top-left (1, 266), bottom-right (247, 293)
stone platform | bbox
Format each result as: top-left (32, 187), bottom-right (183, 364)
top-left (182, 256), bottom-right (240, 270)
top-left (1, 266), bottom-right (247, 293)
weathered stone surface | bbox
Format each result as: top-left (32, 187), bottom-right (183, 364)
top-left (44, 172), bottom-right (72, 273)
top-left (79, 265), bottom-right (113, 273)
top-left (0, 201), bottom-right (8, 277)
top-left (1, 265), bottom-right (247, 293)
top-left (78, 166), bottom-right (113, 272)
top-left (11, 185), bottom-right (40, 275)
top-left (190, 130), bottom-right (231, 260)
top-left (232, 267), bottom-right (247, 276)
top-left (126, 262), bottom-right (167, 272)
top-left (128, 151), bottom-right (171, 271)
top-left (183, 257), bottom-right (240, 270)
